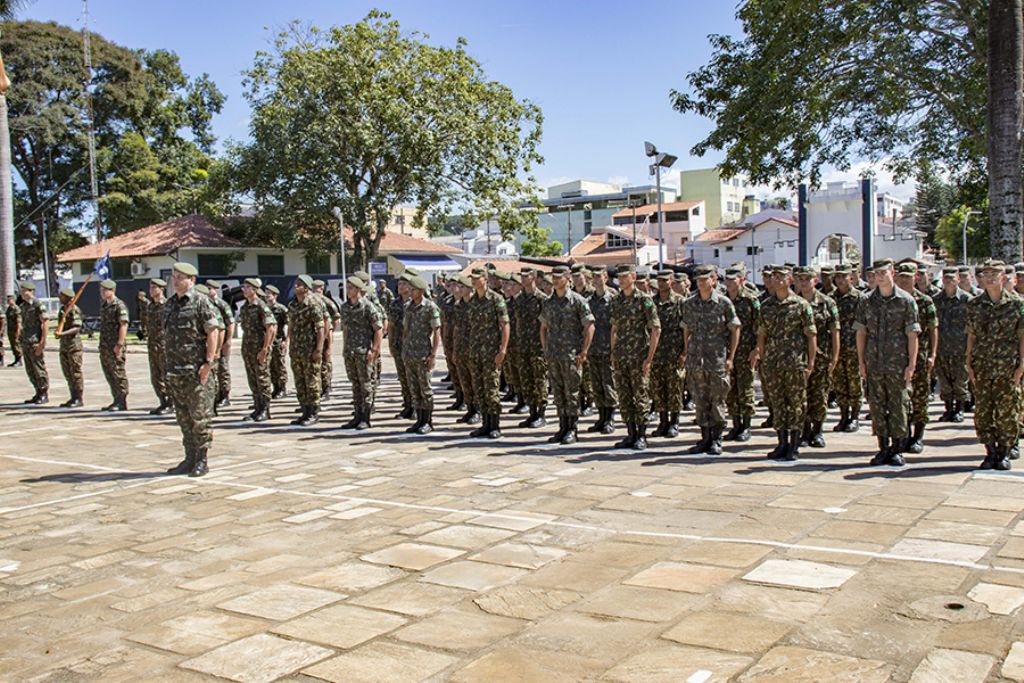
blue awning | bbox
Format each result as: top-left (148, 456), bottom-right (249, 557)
top-left (392, 254), bottom-right (461, 271)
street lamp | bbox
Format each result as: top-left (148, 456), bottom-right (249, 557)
top-left (645, 141), bottom-right (677, 268)
top-left (331, 206), bottom-right (348, 286)
top-left (960, 209), bottom-right (981, 265)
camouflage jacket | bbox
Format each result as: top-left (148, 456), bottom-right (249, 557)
top-left (210, 296), bottom-right (234, 329)
top-left (19, 299), bottom-right (45, 344)
top-left (271, 302), bottom-right (288, 340)
top-left (759, 292), bottom-right (817, 369)
top-left (401, 298), bottom-right (441, 360)
top-left (287, 295), bottom-right (327, 356)
top-left (99, 296), bottom-right (129, 348)
top-left (5, 302), bottom-right (19, 334)
top-left (514, 289), bottom-right (547, 355)
top-left (239, 298), bottom-right (276, 351)
top-left (58, 303), bottom-right (83, 351)
top-left (467, 288), bottom-right (509, 356)
top-left (339, 296), bottom-right (383, 356)
top-left (540, 289), bottom-right (594, 358)
top-left (682, 290), bottom-right (741, 372)
top-left (833, 287), bottom-right (864, 352)
top-left (588, 288), bottom-right (615, 356)
top-left (854, 287), bottom-right (920, 376)
top-left (321, 294), bottom-right (342, 329)
top-left (967, 289), bottom-right (1024, 372)
top-left (451, 297), bottom-right (472, 358)
top-left (805, 290), bottom-right (839, 361)
top-left (146, 298), bottom-right (167, 350)
top-left (387, 296), bottom-right (408, 351)
top-left (652, 291), bottom-right (685, 362)
top-left (610, 289), bottom-right (660, 363)
top-left (910, 288), bottom-right (938, 359)
top-left (163, 288), bottom-right (222, 377)
top-left (933, 288), bottom-right (970, 359)
top-left (728, 287), bottom-right (761, 356)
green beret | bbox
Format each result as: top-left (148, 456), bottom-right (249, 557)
top-left (151, 278), bottom-right (167, 288)
top-left (173, 262), bottom-right (198, 276)
top-left (265, 284), bottom-right (280, 295)
top-left (205, 280), bottom-right (220, 289)
top-left (895, 263), bottom-right (917, 276)
top-left (404, 267), bottom-right (421, 277)
top-left (346, 275), bottom-right (367, 291)
top-left (311, 279), bottom-right (325, 288)
top-left (59, 287), bottom-right (75, 298)
top-left (833, 264), bottom-right (853, 274)
top-left (551, 265), bottom-right (570, 275)
top-left (978, 259), bottom-right (1005, 273)
top-left (408, 275), bottom-right (428, 291)
top-left (194, 284), bottom-right (209, 295)
top-left (18, 281), bottom-right (35, 291)
top-left (296, 274), bottom-right (314, 288)
top-left (694, 264), bottom-right (716, 278)
top-left (100, 279), bottom-right (117, 290)
top-left (353, 270), bottom-right (370, 283)
top-left (243, 277), bottom-right (262, 288)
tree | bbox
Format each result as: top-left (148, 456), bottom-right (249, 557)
top-left (2, 21), bottom-right (225, 286)
top-left (936, 202), bottom-right (990, 262)
top-left (914, 160), bottom-right (953, 244)
top-left (987, 0), bottom-right (1023, 260)
top-left (231, 12), bottom-right (543, 269)
top-left (671, 0), bottom-right (1021, 259)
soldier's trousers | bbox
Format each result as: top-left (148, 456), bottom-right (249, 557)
top-left (148, 344), bottom-right (167, 402)
top-left (909, 356), bottom-right (932, 424)
top-left (469, 353), bottom-right (501, 415)
top-left (270, 340), bottom-right (287, 392)
top-left (59, 344), bottom-right (83, 397)
top-left (21, 342), bottom-right (47, 394)
top-left (973, 370), bottom-right (1021, 445)
top-left (321, 343), bottom-right (333, 395)
top-left (344, 352), bottom-right (374, 415)
top-left (449, 353), bottom-right (461, 393)
top-left (833, 349), bottom-right (862, 411)
top-left (727, 360), bottom-right (755, 418)
top-left (9, 331), bottom-right (20, 361)
top-left (504, 351), bottom-right (519, 391)
top-left (454, 352), bottom-right (475, 407)
top-left (167, 371), bottom-right (216, 455)
top-left (614, 360), bottom-right (650, 426)
top-left (580, 358), bottom-right (593, 404)
top-left (100, 345), bottom-right (128, 402)
top-left (650, 361), bottom-right (683, 412)
top-left (689, 368), bottom-right (730, 429)
top-left (290, 354), bottom-right (322, 409)
top-left (518, 351), bottom-right (548, 408)
top-left (403, 355), bottom-right (433, 410)
top-left (588, 352), bottom-right (617, 409)
top-left (935, 354), bottom-right (968, 402)
top-left (805, 363), bottom-right (831, 423)
top-left (216, 352), bottom-right (231, 400)
top-left (763, 366), bottom-right (806, 431)
top-left (547, 355), bottom-right (582, 416)
top-left (866, 372), bottom-right (909, 439)
top-left (243, 346), bottom-right (272, 405)
top-left (391, 341), bottom-right (411, 407)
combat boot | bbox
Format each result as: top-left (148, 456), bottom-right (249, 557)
top-left (760, 410), bottom-right (774, 429)
top-left (469, 414), bottom-right (490, 438)
top-left (887, 438), bottom-right (905, 466)
top-left (354, 408), bottom-right (370, 430)
top-left (35, 392), bottom-right (49, 405)
top-left (10, 358), bottom-right (21, 367)
top-left (272, 386), bottom-right (286, 399)
top-left (65, 394), bottom-right (83, 409)
top-left (519, 406), bottom-right (536, 428)
top-left (950, 400), bottom-right (964, 423)
top-left (870, 436), bottom-right (891, 465)
top-left (502, 387), bottom-right (516, 402)
top-left (651, 412), bottom-right (669, 438)
top-left (809, 421), bottom-right (826, 448)
top-left (189, 448), bottom-right (209, 477)
top-left (448, 391), bottom-right (466, 411)
top-left (561, 416), bottom-right (578, 445)
top-left (666, 412), bottom-right (680, 438)
top-left (548, 416), bottom-right (568, 443)
top-left (166, 448), bottom-right (194, 475)
top-left (253, 402), bottom-right (270, 422)
top-left (587, 407), bottom-right (606, 433)
top-left (156, 397), bottom-right (174, 415)
top-left (767, 431), bottom-right (787, 459)
top-left (682, 391), bottom-right (694, 411)
top-left (486, 414), bottom-right (502, 439)
top-left (615, 423), bottom-right (637, 449)
top-left (994, 445), bottom-right (1011, 471)
top-left (465, 406), bottom-right (482, 425)
top-left (939, 400), bottom-right (953, 422)
top-left (735, 416), bottom-right (751, 442)
top-left (398, 403), bottom-right (414, 420)
top-left (405, 410), bottom-right (424, 434)
top-left (706, 425), bottom-right (723, 455)
top-left (724, 416), bottom-right (742, 441)
top-left (827, 390), bottom-right (838, 409)
top-left (242, 402), bottom-right (260, 423)
top-left (632, 423), bottom-right (647, 450)
top-left (687, 427), bottom-right (711, 454)
top-left (833, 407), bottom-right (849, 432)
top-left (291, 406), bottom-right (310, 426)
top-left (528, 406), bottom-right (547, 429)
top-left (601, 409), bottom-right (617, 435)
top-left (799, 423), bottom-right (811, 447)
top-left (59, 396), bottom-right (74, 408)
top-left (905, 422), bottom-right (925, 454)
top-left (782, 429), bottom-right (801, 461)
top-left (1009, 439), bottom-right (1020, 460)
top-left (581, 396), bottom-right (594, 417)
top-left (980, 444), bottom-right (996, 469)
top-left (415, 409), bottom-right (434, 435)
top-left (302, 406), bottom-right (321, 427)
top-left (844, 406), bottom-right (861, 432)
top-left (511, 394), bottom-right (528, 414)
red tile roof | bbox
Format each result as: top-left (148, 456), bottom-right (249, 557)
top-left (692, 228), bottom-right (747, 244)
top-left (57, 215), bottom-right (241, 263)
top-left (611, 201), bottom-right (703, 219)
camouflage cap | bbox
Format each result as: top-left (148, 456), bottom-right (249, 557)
top-left (551, 265), bottom-right (571, 275)
top-left (194, 284), bottom-right (209, 295)
top-left (404, 267), bottom-right (421, 277)
top-left (694, 264), bottom-right (716, 278)
top-left (510, 272), bottom-right (522, 284)
top-left (570, 263), bottom-right (588, 274)
top-left (761, 264), bottom-right (773, 274)
top-left (295, 274), bottom-right (314, 288)
top-left (871, 258), bottom-right (895, 270)
top-left (353, 270), bottom-right (370, 284)
top-left (673, 272), bottom-right (688, 282)
top-left (590, 264), bottom-right (607, 273)
top-left (636, 272), bottom-right (650, 281)
top-left (408, 275), bottom-right (429, 291)
top-left (1016, 263), bottom-right (1024, 273)
top-left (917, 262), bottom-right (930, 273)
top-left (724, 266), bottom-right (743, 279)
top-left (1005, 264), bottom-right (1016, 275)
top-left (520, 267), bottom-right (536, 275)
top-left (311, 279), bottom-right (325, 288)
top-left (617, 263), bottom-right (636, 273)
top-left (819, 264), bottom-right (835, 275)
top-left (346, 275), bottom-right (367, 291)
top-left (793, 265), bottom-right (817, 277)
top-left (770, 264), bottom-right (792, 275)
top-left (205, 280), bottom-right (220, 289)
top-left (59, 287), bottom-right (74, 298)
top-left (265, 284), bottom-right (280, 295)
top-left (150, 278), bottom-right (167, 288)
top-left (243, 277), bottom-right (262, 288)
top-left (453, 275), bottom-right (470, 287)
top-left (833, 264), bottom-right (853, 274)
top-left (977, 259), bottom-right (1005, 273)
top-left (173, 262), bottom-right (198, 276)
top-left (656, 269), bottom-right (674, 280)
top-left (542, 273), bottom-right (553, 284)
top-left (957, 265), bottom-right (971, 274)
top-left (397, 272), bottom-right (413, 283)
top-left (894, 262), bottom-right (917, 276)
top-left (470, 267), bottom-right (486, 277)
top-left (941, 267), bottom-right (958, 276)
top-left (729, 261), bottom-right (747, 273)
top-left (100, 279), bottom-right (117, 290)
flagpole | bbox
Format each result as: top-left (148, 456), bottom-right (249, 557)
top-left (55, 272), bottom-right (92, 336)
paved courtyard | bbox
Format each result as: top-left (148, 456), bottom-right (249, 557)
top-left (2, 345), bottom-right (1024, 682)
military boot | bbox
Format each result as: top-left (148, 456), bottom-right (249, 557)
top-left (302, 406), bottom-right (321, 427)
top-left (724, 416), bottom-right (742, 441)
top-left (415, 409), bottom-right (434, 435)
top-left (615, 423), bottom-right (637, 449)
top-left (448, 391), bottom-right (465, 411)
top-left (405, 410), bottom-right (424, 434)
top-left (950, 400), bottom-right (964, 423)
top-left (666, 412), bottom-right (680, 438)
top-left (706, 425), bottom-right (723, 455)
top-left (581, 396), bottom-right (594, 417)
top-left (561, 416), bottom-right (578, 445)
top-left (519, 406), bottom-right (537, 428)
top-left (735, 416), bottom-right (751, 442)
top-left (587, 407), bottom-right (606, 433)
top-left (767, 430), bottom-right (787, 459)
top-left (528, 406), bottom-right (547, 429)
top-left (465, 406), bottom-right (482, 425)
top-left (511, 394), bottom-right (528, 414)
top-left (798, 423), bottom-right (811, 447)
top-left (291, 406), bottom-right (310, 426)
top-left (166, 448), bottom-right (195, 475)
top-left (354, 408), bottom-right (370, 430)
top-left (887, 438), bottom-right (905, 466)
top-left (809, 421), bottom-right (826, 448)
top-left (340, 409), bottom-right (361, 429)
top-left (253, 402), bottom-right (270, 422)
top-left (782, 430), bottom-right (801, 461)
top-left (760, 410), bottom-right (774, 429)
top-left (844, 406), bottom-right (861, 432)
top-left (687, 427), bottom-right (711, 454)
top-left (601, 409), bottom-right (617, 435)
top-left (994, 446), bottom-right (1011, 471)
top-left (156, 397), bottom-right (174, 415)
top-left (651, 412), bottom-right (669, 438)
top-left (486, 414), bottom-right (502, 439)
top-left (10, 358), bottom-right (22, 367)
top-left (980, 444), bottom-right (997, 469)
top-left (827, 390), bottom-right (838, 409)
top-left (59, 396), bottom-right (74, 408)
top-left (272, 386), bottom-right (286, 399)
top-left (65, 394), bottom-right (83, 409)
top-left (870, 436), bottom-right (891, 466)
top-left (632, 423), bottom-right (648, 450)
top-left (833, 407), bottom-right (849, 432)
top-left (1009, 439), bottom-right (1020, 460)
top-left (398, 403), bottom-right (414, 420)
top-left (548, 416), bottom-right (568, 443)
top-left (502, 387), bottom-right (516, 402)
top-left (905, 422), bottom-right (925, 454)
top-left (939, 400), bottom-right (953, 422)
top-left (242, 402), bottom-right (261, 423)
top-left (469, 414), bottom-right (490, 438)
top-left (682, 391), bottom-right (694, 411)
top-left (189, 448), bottom-right (209, 477)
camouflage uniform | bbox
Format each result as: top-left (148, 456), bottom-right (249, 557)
top-left (466, 287), bottom-right (509, 417)
top-left (650, 290), bottom-right (685, 415)
top-left (804, 290), bottom-right (839, 424)
top-left (587, 288), bottom-right (617, 410)
top-left (540, 289), bottom-right (594, 417)
top-left (210, 295), bottom-right (234, 403)
top-left (933, 288), bottom-right (970, 405)
top-left (451, 295), bottom-right (476, 413)
top-left (145, 297), bottom-right (168, 406)
top-left (682, 290), bottom-right (740, 434)
top-left (5, 301), bottom-right (20, 364)
top-left (388, 294), bottom-right (411, 411)
top-left (288, 294), bottom-right (327, 413)
top-left (574, 283), bottom-right (596, 410)
top-left (758, 293), bottom-right (816, 431)
top-left (402, 297), bottom-right (441, 411)
top-left (833, 286), bottom-right (865, 421)
top-left (610, 289), bottom-right (660, 426)
top-left (515, 288), bottom-right (548, 412)
top-left (438, 288), bottom-right (457, 380)
top-left (726, 285), bottom-right (760, 420)
top-left (320, 294), bottom-right (342, 396)
top-left (19, 298), bottom-right (47, 396)
top-left (269, 300), bottom-right (289, 395)
top-left (504, 287), bottom-right (520, 397)
top-left (909, 288), bottom-right (937, 426)
top-left (58, 301), bottom-right (84, 400)
top-left (99, 295), bottom-right (130, 405)
top-left (340, 296), bottom-right (384, 419)
top-left (239, 297), bottom-right (276, 408)
top-left (364, 288), bottom-right (386, 395)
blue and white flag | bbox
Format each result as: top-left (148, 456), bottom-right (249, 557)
top-left (93, 251), bottom-right (111, 280)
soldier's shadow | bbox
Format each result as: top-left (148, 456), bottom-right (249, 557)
top-left (21, 470), bottom-right (165, 484)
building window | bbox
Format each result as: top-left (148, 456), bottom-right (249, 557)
top-left (197, 254), bottom-right (230, 277)
top-left (79, 261), bottom-right (91, 275)
top-left (746, 246), bottom-right (757, 255)
top-left (665, 210), bottom-right (689, 222)
top-left (607, 234), bottom-right (631, 249)
top-left (732, 178), bottom-right (740, 187)
top-left (111, 258), bottom-right (132, 280)
top-left (257, 254), bottom-right (285, 276)
top-left (692, 206), bottom-right (700, 216)
top-left (725, 246), bottom-right (733, 252)
top-left (713, 249), bottom-right (720, 258)
top-left (305, 253), bottom-right (331, 274)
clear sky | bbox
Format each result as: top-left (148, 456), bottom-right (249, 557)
top-left (21, 0), bottom-right (913, 200)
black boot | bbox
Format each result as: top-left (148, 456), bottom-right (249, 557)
top-left (166, 448), bottom-right (194, 475)
top-left (189, 448), bottom-right (208, 477)
top-left (706, 425), bottom-right (723, 455)
top-left (292, 406), bottom-right (310, 426)
top-left (615, 423), bottom-right (637, 449)
top-left (65, 394), bottom-right (83, 409)
top-left (254, 401), bottom-right (270, 422)
top-left (905, 422), bottom-right (925, 454)
top-left (682, 392), bottom-right (694, 411)
top-left (844, 406), bottom-right (861, 432)
top-left (59, 395), bottom-right (73, 408)
top-left (833, 407), bottom-right (849, 432)
top-left (665, 412), bottom-right (679, 438)
top-left (448, 392), bottom-right (466, 411)
top-left (561, 416), bottom-right (578, 445)
top-left (301, 406), bottom-right (321, 426)
top-left (272, 386), bottom-right (286, 399)
top-left (980, 444), bottom-right (995, 469)
top-left (520, 405), bottom-right (537, 428)
top-left (870, 436), bottom-right (891, 465)
top-left (406, 410), bottom-right (424, 433)
top-left (242, 401), bottom-right (260, 423)
top-left (487, 414), bottom-right (502, 439)
top-left (581, 396), bottom-right (594, 417)
top-left (587, 407), bottom-right (606, 433)
top-left (416, 408), bottom-right (434, 435)
top-left (398, 403), bottom-right (415, 420)
top-left (511, 394), bottom-right (528, 414)
top-left (548, 416), bottom-right (568, 443)
top-left (809, 421), bottom-right (825, 448)
top-left (760, 410), bottom-right (774, 429)
top-left (355, 408), bottom-right (370, 430)
top-left (735, 416), bottom-right (751, 442)
top-left (767, 430), bottom-right (787, 459)
top-left (724, 416), bottom-right (741, 441)
top-left (782, 429), bottom-right (801, 461)
top-left (799, 423), bottom-right (811, 447)
top-left (528, 405), bottom-right (547, 429)
top-left (827, 390), bottom-right (838, 409)
top-left (465, 406), bottom-right (482, 425)
top-left (502, 387), bottom-right (516, 402)
top-left (632, 422), bottom-right (648, 450)
top-left (652, 412), bottom-right (669, 438)
top-left (994, 445), bottom-right (1011, 471)
top-left (601, 409), bottom-right (617, 435)
top-left (939, 399), bottom-right (953, 422)
top-left (688, 426), bottom-right (711, 454)
top-left (469, 413), bottom-right (490, 438)
top-left (1009, 439), bottom-right (1021, 460)
top-left (950, 400), bottom-right (964, 423)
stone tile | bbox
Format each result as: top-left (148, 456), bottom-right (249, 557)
top-left (302, 641), bottom-right (457, 683)
top-left (668, 540), bottom-right (774, 568)
top-left (416, 524), bottom-right (517, 549)
top-left (271, 604), bottom-right (407, 649)
top-left (393, 607), bottom-right (524, 651)
top-left (713, 583), bottom-right (829, 623)
top-left (296, 562), bottom-right (406, 593)
top-left (161, 611), bottom-right (267, 641)
top-left (520, 559), bottom-right (627, 592)
top-left (577, 584), bottom-right (698, 622)
top-left (217, 584), bottom-right (344, 620)
top-left (450, 645), bottom-right (605, 683)
top-left (603, 643), bottom-right (754, 683)
top-left (1004, 642), bottom-right (1024, 681)
top-left (908, 648), bottom-right (994, 683)
top-left (473, 585), bottom-right (582, 620)
top-left (967, 582), bottom-right (1024, 615)
top-left (624, 562), bottom-right (738, 593)
top-left (999, 537), bottom-right (1024, 559)
top-left (466, 512), bottom-right (555, 531)
top-left (742, 559), bottom-right (857, 591)
top-left (469, 542), bottom-right (566, 569)
top-left (738, 645), bottom-right (892, 682)
top-left (125, 625), bottom-right (225, 656)
top-left (890, 538), bottom-right (990, 564)
top-left (180, 634), bottom-right (333, 683)
top-left (420, 560), bottom-right (527, 591)
top-left (361, 542), bottom-right (465, 570)
top-left (515, 611), bottom-right (660, 666)
top-left (662, 611), bottom-right (791, 654)
top-left (348, 580), bottom-right (468, 617)
top-left (905, 520), bottom-right (1004, 546)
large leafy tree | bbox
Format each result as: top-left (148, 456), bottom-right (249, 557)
top-left (672, 0), bottom-right (1022, 260)
top-left (231, 11), bottom-right (543, 268)
top-left (1, 21), bottom-right (225, 282)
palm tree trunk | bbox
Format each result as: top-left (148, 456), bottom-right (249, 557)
top-left (988, 0), bottom-right (1024, 261)
top-left (0, 93), bottom-right (14, 299)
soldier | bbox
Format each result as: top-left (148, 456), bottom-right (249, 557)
top-left (831, 264), bottom-right (865, 431)
top-left (958, 265), bottom-right (982, 297)
top-left (389, 275), bottom-right (413, 419)
top-left (18, 283), bottom-right (48, 403)
top-left (239, 278), bottom-right (277, 423)
top-left (757, 264), bottom-right (776, 428)
top-left (98, 280), bottom-right (129, 411)
top-left (164, 263), bottom-right (222, 477)
top-left (537, 273), bottom-right (553, 297)
top-left (55, 288), bottom-right (84, 408)
top-left (966, 260), bottom-right (1024, 470)
top-left (896, 262), bottom-right (937, 454)
top-left (681, 264), bottom-right (741, 455)
top-left (635, 272), bottom-right (651, 296)
top-left (194, 285), bottom-right (223, 407)
top-left (6, 293), bottom-right (21, 367)
top-left (402, 275), bottom-right (441, 434)
top-left (501, 273), bottom-right (527, 413)
top-left (916, 262), bottom-right (940, 297)
top-left (466, 267), bottom-right (510, 439)
top-left (795, 266), bottom-right (839, 448)
top-left (855, 259), bottom-right (920, 466)
top-left (339, 276), bottom-right (384, 430)
top-left (819, 264), bottom-right (836, 297)
top-left (751, 265), bottom-right (816, 461)
top-left (205, 281), bottom-right (235, 408)
top-left (516, 268), bottom-right (549, 428)
top-left (1015, 263), bottom-right (1024, 299)
top-left (265, 285), bottom-right (289, 398)
top-left (650, 270), bottom-right (685, 438)
top-left (571, 263), bottom-right (596, 416)
top-left (724, 265), bottom-right (760, 441)
top-left (312, 280), bottom-right (341, 400)
top-left (287, 274), bottom-right (327, 426)
top-left (671, 271), bottom-right (690, 298)
top-left (442, 277), bottom-right (466, 411)
top-left (587, 265), bottom-right (617, 434)
top-left (451, 275), bottom-right (481, 425)
top-left (354, 270), bottom-right (386, 407)
top-left (540, 265), bottom-right (595, 445)
top-left (145, 278), bottom-right (172, 415)
top-left (933, 267), bottom-right (970, 423)
top-left (610, 264), bottom-right (661, 450)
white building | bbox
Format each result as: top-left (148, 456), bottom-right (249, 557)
top-left (688, 217), bottom-right (800, 285)
top-left (609, 200), bottom-right (706, 264)
top-left (569, 226), bottom-right (662, 268)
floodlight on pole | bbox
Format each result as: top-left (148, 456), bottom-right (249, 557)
top-left (332, 206), bottom-right (347, 285)
top-left (644, 142), bottom-right (677, 268)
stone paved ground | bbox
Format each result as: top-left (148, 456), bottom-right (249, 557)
top-left (2, 346), bottom-right (1024, 682)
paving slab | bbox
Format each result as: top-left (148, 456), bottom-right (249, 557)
top-left (742, 559), bottom-right (858, 590)
top-left (270, 603), bottom-right (408, 649)
top-left (179, 633), bottom-right (334, 683)
top-left (301, 640), bottom-right (458, 683)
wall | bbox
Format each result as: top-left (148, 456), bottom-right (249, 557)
top-left (678, 168), bottom-right (752, 229)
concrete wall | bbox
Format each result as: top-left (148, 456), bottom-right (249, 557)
top-left (678, 168), bottom-right (753, 228)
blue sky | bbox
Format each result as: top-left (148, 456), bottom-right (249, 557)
top-left (23, 0), bottom-right (912, 199)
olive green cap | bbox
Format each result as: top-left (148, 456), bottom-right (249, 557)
top-left (957, 265), bottom-right (970, 273)
top-left (510, 272), bottom-right (522, 284)
top-left (551, 265), bottom-right (571, 275)
top-left (871, 258), bottom-right (895, 270)
top-left (819, 264), bottom-right (835, 275)
top-left (617, 263), bottom-right (636, 273)
top-left (295, 274), bottom-right (314, 288)
top-left (59, 287), bottom-right (74, 298)
top-left (243, 277), bottom-right (262, 288)
top-left (205, 280), bottom-right (220, 289)
top-left (311, 279), bottom-right (325, 288)
top-left (151, 278), bottom-right (167, 287)
top-left (656, 269), bottom-right (674, 280)
top-left (408, 275), bottom-right (428, 291)
top-left (941, 267), bottom-right (958, 276)
top-left (520, 267), bottom-right (536, 275)
top-left (895, 262), bottom-right (917, 276)
top-left (673, 272), bottom-right (688, 282)
top-left (353, 270), bottom-right (370, 283)
top-left (470, 267), bottom-right (486, 277)
top-left (346, 275), bottom-right (367, 291)
top-left (770, 264), bottom-right (792, 275)
top-left (172, 262), bottom-right (198, 276)
top-left (793, 265), bottom-right (817, 277)
top-left (18, 281), bottom-right (35, 291)
top-left (694, 264), bottom-right (716, 278)
top-left (977, 259), bottom-right (1005, 273)
top-left (265, 284), bottom-right (280, 295)
top-left (542, 273), bottom-right (553, 283)
top-left (1015, 262), bottom-right (1024, 273)
top-left (833, 264), bottom-right (853, 274)
top-left (724, 267), bottom-right (743, 279)
top-left (194, 284), bottom-right (209, 294)
top-left (404, 267), bottom-right (421, 277)
top-left (397, 272), bottom-right (413, 283)
top-left (100, 279), bottom-right (117, 290)
top-left (590, 265), bottom-right (607, 273)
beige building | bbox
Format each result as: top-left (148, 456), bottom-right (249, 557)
top-left (678, 167), bottom-right (756, 228)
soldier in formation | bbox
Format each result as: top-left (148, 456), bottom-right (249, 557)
top-left (312, 280), bottom-right (341, 400)
top-left (145, 278), bottom-right (172, 415)
top-left (339, 275), bottom-right (384, 430)
top-left (239, 277), bottom-right (277, 423)
top-left (401, 275), bottom-right (441, 434)
top-left (896, 261), bottom-right (937, 454)
top-left (650, 270), bottom-right (685, 438)
top-left (5, 293), bottom-right (20, 367)
top-left (466, 267), bottom-right (510, 439)
top-left (933, 267), bottom-right (970, 423)
top-left (265, 284), bottom-right (289, 398)
top-left (206, 281), bottom-right (235, 408)
top-left (831, 264), bottom-right (864, 432)
top-left (610, 264), bottom-right (660, 451)
top-left (723, 264), bottom-right (759, 442)
top-left (287, 274), bottom-right (327, 426)
top-left (586, 266), bottom-right (617, 434)
top-left (795, 266), bottom-right (839, 448)
top-left (55, 288), bottom-right (84, 408)
top-left (389, 275), bottom-right (413, 419)
top-left (98, 279), bottom-right (129, 411)
top-left (515, 268), bottom-right (548, 429)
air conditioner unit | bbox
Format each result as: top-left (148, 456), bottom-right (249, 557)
top-left (130, 262), bottom-right (148, 277)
